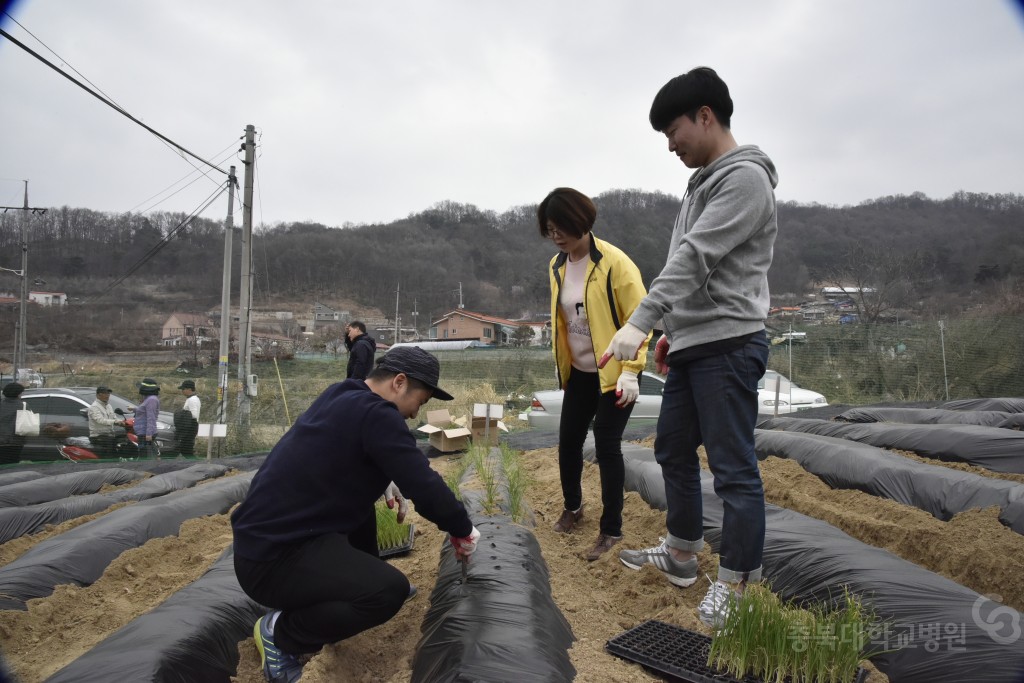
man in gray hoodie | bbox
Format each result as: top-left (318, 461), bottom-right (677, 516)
top-left (602, 67), bottom-right (776, 629)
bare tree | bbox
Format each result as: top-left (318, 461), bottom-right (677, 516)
top-left (811, 242), bottom-right (931, 324)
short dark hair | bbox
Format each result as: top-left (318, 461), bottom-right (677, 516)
top-left (347, 320), bottom-right (366, 333)
top-left (649, 66), bottom-right (733, 132)
top-left (537, 188), bottom-right (597, 240)
top-left (2, 382), bottom-right (25, 399)
top-left (366, 367), bottom-right (431, 394)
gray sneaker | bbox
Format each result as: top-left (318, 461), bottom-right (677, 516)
top-left (698, 578), bottom-right (740, 629)
top-left (618, 539), bottom-right (698, 587)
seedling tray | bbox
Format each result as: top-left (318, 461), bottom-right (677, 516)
top-left (606, 620), bottom-right (868, 683)
top-left (378, 523), bottom-right (415, 558)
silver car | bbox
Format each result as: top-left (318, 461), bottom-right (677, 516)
top-left (526, 371), bottom-right (666, 429)
top-left (526, 369), bottom-right (828, 428)
top-left (17, 387), bottom-right (176, 461)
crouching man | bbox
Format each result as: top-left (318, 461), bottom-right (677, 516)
top-left (231, 347), bottom-right (480, 682)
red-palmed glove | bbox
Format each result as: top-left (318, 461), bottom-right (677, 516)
top-left (450, 526), bottom-right (481, 561)
top-left (383, 482), bottom-right (409, 523)
top-left (654, 336), bottom-right (669, 375)
top-left (615, 371), bottom-right (640, 407)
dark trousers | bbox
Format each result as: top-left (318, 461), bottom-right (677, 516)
top-left (233, 512), bottom-right (408, 656)
top-left (655, 332), bottom-right (769, 579)
top-left (558, 367), bottom-right (634, 537)
top-left (174, 411), bottom-right (198, 456)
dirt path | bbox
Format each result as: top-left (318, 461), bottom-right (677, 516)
top-left (7, 434), bottom-right (1021, 681)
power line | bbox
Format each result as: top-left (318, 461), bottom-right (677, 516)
top-left (0, 25), bottom-right (227, 176)
top-left (128, 143), bottom-right (240, 215)
top-left (96, 182), bottom-right (229, 296)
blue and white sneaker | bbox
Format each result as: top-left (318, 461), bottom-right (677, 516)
top-left (254, 612), bottom-right (303, 682)
top-left (618, 539), bottom-right (699, 587)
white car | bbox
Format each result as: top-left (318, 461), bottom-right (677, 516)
top-left (526, 369), bottom-right (827, 428)
top-left (757, 370), bottom-right (828, 415)
top-left (526, 371), bottom-right (666, 430)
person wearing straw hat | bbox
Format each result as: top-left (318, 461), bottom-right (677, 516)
top-left (231, 346), bottom-right (480, 683)
top-left (134, 378), bottom-right (161, 459)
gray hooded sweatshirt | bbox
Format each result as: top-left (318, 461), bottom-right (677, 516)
top-left (628, 144), bottom-right (778, 353)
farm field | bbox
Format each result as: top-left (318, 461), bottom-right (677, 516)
top-left (1, 407), bottom-right (1023, 681)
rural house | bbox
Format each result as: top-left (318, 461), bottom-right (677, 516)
top-left (429, 309), bottom-right (546, 346)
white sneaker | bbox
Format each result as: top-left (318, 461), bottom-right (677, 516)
top-left (698, 579), bottom-right (740, 629)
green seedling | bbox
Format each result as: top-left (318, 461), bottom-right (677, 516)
top-left (708, 583), bottom-right (876, 683)
top-left (375, 501), bottom-right (412, 553)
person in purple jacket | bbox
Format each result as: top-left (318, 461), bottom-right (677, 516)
top-left (231, 347), bottom-right (480, 683)
top-left (133, 378), bottom-right (161, 459)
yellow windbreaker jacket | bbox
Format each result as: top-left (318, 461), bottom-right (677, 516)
top-left (549, 235), bottom-right (651, 393)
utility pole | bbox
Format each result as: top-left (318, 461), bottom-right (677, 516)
top-left (237, 125), bottom-right (256, 436)
top-left (209, 166), bottom-right (237, 460)
top-left (394, 283), bottom-right (400, 344)
top-left (411, 298), bottom-right (419, 338)
top-left (457, 281), bottom-right (465, 309)
top-left (17, 182), bottom-right (28, 372)
top-left (0, 181), bottom-right (46, 373)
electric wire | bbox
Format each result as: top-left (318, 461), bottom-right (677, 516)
top-left (125, 143), bottom-right (239, 218)
top-left (0, 26), bottom-right (227, 176)
top-left (2, 15), bottom-right (235, 212)
top-left (96, 182), bottom-right (229, 296)
top-left (129, 144), bottom-right (240, 215)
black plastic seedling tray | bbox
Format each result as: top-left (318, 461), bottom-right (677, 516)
top-left (378, 523), bottom-right (416, 558)
top-left (606, 619), bottom-right (868, 683)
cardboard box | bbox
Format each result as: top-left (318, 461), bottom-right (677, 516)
top-left (417, 409), bottom-right (472, 452)
top-left (470, 403), bottom-right (508, 446)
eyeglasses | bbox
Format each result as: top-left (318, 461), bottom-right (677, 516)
top-left (546, 227), bottom-right (566, 240)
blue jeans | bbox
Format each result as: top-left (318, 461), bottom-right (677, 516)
top-left (655, 332), bottom-right (769, 582)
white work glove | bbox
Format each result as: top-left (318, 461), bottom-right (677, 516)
top-left (599, 322), bottom-right (648, 366)
top-left (654, 336), bottom-right (670, 375)
top-left (383, 482), bottom-right (409, 523)
top-left (450, 526), bottom-right (481, 561)
top-left (616, 371), bottom-right (640, 407)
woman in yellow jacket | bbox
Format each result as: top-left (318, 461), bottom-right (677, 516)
top-left (540, 187), bottom-right (651, 561)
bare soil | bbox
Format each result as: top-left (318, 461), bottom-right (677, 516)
top-left (3, 437), bottom-right (1023, 682)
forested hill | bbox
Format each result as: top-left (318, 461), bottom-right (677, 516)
top-left (0, 189), bottom-right (1020, 322)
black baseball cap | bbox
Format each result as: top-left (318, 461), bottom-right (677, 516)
top-left (96, 386), bottom-right (112, 394)
top-left (178, 379), bottom-right (196, 390)
top-left (375, 347), bottom-right (454, 401)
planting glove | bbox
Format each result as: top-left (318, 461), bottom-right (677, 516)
top-left (383, 481), bottom-right (409, 523)
top-left (616, 371), bottom-right (640, 407)
top-left (654, 335), bottom-right (670, 375)
top-left (450, 526), bottom-right (481, 561)
top-left (599, 322), bottom-right (648, 367)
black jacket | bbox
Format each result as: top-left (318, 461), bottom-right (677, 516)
top-left (346, 333), bottom-right (376, 379)
top-left (230, 379), bottom-right (472, 561)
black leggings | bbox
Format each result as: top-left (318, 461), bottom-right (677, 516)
top-left (233, 512), bottom-right (409, 655)
top-left (557, 368), bottom-right (634, 536)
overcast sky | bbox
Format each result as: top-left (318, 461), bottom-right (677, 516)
top-left (1, 0), bottom-right (1023, 228)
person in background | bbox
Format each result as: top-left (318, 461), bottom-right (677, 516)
top-left (540, 187), bottom-right (651, 562)
top-left (232, 347), bottom-right (480, 683)
top-left (134, 378), bottom-right (161, 459)
top-left (345, 321), bottom-right (377, 380)
top-left (0, 382), bottom-right (27, 466)
top-left (603, 67), bottom-right (777, 629)
top-left (174, 379), bottom-right (201, 456)
top-left (87, 386), bottom-right (125, 458)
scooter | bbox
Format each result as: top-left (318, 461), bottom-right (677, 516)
top-left (56, 408), bottom-right (147, 461)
